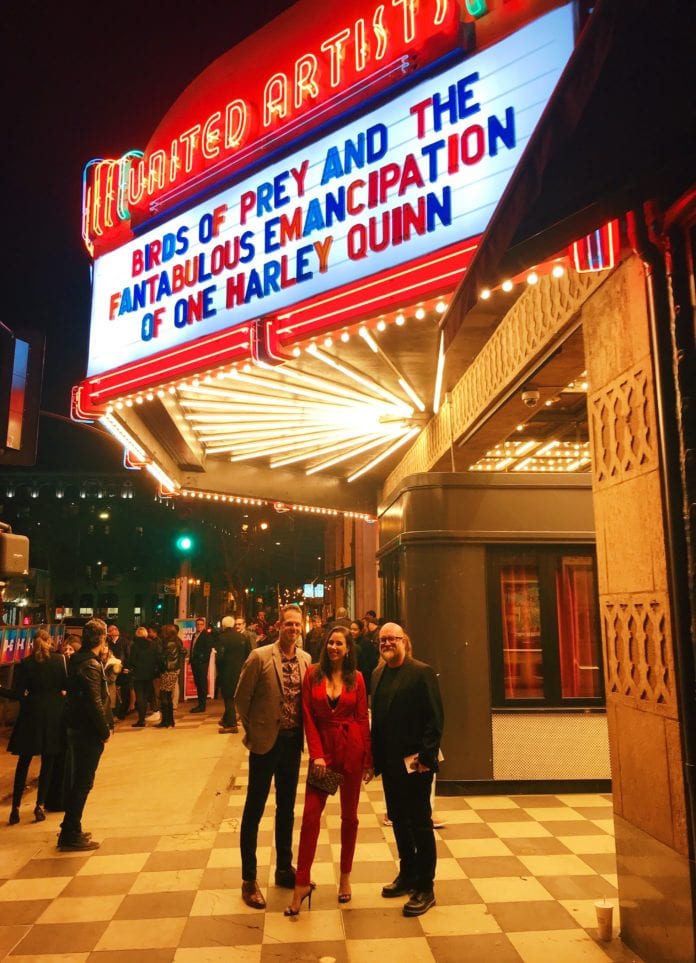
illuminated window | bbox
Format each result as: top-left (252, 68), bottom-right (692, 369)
top-left (488, 547), bottom-right (602, 707)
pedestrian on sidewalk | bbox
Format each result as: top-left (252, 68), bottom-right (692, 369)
top-left (216, 616), bottom-right (251, 733)
top-left (234, 604), bottom-right (312, 910)
top-left (128, 627), bottom-right (160, 727)
top-left (156, 624), bottom-right (185, 728)
top-left (6, 630), bottom-right (67, 826)
top-left (59, 618), bottom-right (111, 851)
top-left (189, 616), bottom-right (214, 713)
top-left (371, 623), bottom-right (444, 918)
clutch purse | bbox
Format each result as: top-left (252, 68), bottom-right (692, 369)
top-left (307, 764), bottom-right (344, 795)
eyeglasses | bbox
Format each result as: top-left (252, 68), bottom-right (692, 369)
top-left (379, 636), bottom-right (403, 644)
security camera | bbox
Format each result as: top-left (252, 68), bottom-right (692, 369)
top-left (521, 389), bottom-right (540, 408)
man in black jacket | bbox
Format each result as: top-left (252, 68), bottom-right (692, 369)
top-left (189, 616), bottom-right (214, 712)
top-left (216, 616), bottom-right (251, 733)
top-left (371, 622), bottom-right (444, 917)
top-left (59, 618), bottom-right (112, 852)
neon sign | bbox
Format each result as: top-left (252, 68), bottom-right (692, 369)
top-left (82, 0), bottom-right (461, 256)
top-left (85, 6), bottom-right (574, 380)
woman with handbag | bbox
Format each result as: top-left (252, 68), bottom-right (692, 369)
top-left (285, 625), bottom-right (373, 917)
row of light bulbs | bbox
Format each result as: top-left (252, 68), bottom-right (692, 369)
top-left (479, 262), bottom-right (567, 301)
top-left (180, 488), bottom-right (374, 521)
top-left (103, 300), bottom-right (448, 413)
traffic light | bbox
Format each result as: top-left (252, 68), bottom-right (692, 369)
top-left (175, 532), bottom-right (195, 554)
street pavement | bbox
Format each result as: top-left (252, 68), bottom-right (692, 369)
top-left (0, 699), bottom-right (246, 877)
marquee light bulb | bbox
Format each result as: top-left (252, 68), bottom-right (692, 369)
top-left (552, 264), bottom-right (565, 278)
top-left (323, 336), bottom-right (333, 348)
top-left (480, 288), bottom-right (491, 300)
top-left (436, 300), bottom-right (447, 313)
top-left (526, 272), bottom-right (539, 285)
top-left (376, 319), bottom-right (387, 332)
top-left (502, 279), bottom-right (513, 292)
top-left (292, 346), bottom-right (301, 357)
top-left (395, 313), bottom-right (405, 326)
top-left (340, 331), bottom-right (350, 342)
top-left (415, 307), bottom-right (426, 319)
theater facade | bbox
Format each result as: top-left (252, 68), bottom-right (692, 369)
top-left (74, 1), bottom-right (696, 958)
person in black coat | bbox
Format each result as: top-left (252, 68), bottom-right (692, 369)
top-left (127, 627), bottom-right (161, 727)
top-left (7, 630), bottom-right (67, 825)
top-left (216, 616), bottom-right (251, 733)
top-left (59, 618), bottom-right (111, 851)
top-left (189, 616), bottom-right (214, 712)
top-left (371, 622), bottom-right (444, 918)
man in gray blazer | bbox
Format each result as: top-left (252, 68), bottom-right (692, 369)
top-left (235, 604), bottom-right (312, 909)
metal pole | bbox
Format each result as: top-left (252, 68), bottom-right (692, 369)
top-left (177, 558), bottom-right (190, 620)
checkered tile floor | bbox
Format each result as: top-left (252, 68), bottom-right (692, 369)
top-left (0, 707), bottom-right (644, 962)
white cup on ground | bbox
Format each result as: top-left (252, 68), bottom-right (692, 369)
top-left (595, 900), bottom-right (613, 941)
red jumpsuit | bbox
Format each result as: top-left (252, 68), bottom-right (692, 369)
top-left (296, 668), bottom-right (372, 886)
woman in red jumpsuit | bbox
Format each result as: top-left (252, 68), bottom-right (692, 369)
top-left (286, 625), bottom-right (373, 915)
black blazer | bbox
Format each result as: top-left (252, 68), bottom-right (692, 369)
top-left (370, 657), bottom-right (444, 777)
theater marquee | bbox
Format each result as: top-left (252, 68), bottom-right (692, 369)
top-left (86, 5), bottom-right (574, 381)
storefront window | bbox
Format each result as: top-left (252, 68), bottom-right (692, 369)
top-left (489, 547), bottom-right (603, 708)
top-left (500, 565), bottom-right (543, 699)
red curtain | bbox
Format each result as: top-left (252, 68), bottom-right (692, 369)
top-left (556, 557), bottom-right (601, 698)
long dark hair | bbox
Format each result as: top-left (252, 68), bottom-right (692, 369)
top-left (313, 625), bottom-right (357, 690)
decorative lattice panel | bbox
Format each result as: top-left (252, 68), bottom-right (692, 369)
top-left (602, 592), bottom-right (675, 716)
top-left (588, 360), bottom-right (658, 489)
top-left (492, 712), bottom-right (611, 780)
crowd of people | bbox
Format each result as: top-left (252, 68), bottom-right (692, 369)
top-left (2, 605), bottom-right (444, 917)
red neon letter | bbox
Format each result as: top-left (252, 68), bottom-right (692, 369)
top-left (392, 0), bottom-right (418, 43)
top-left (179, 125), bottom-right (201, 173)
top-left (202, 112), bottom-right (221, 159)
top-left (321, 28), bottom-right (351, 88)
top-left (264, 74), bottom-right (288, 127)
top-left (294, 54), bottom-right (319, 109)
top-left (225, 99), bottom-right (250, 149)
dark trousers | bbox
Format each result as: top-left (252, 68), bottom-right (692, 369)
top-left (382, 766), bottom-right (436, 891)
top-left (12, 753), bottom-right (57, 809)
top-left (240, 729), bottom-right (302, 881)
top-left (160, 689), bottom-right (174, 726)
top-left (62, 728), bottom-right (104, 838)
top-left (296, 767), bottom-right (362, 886)
top-left (115, 676), bottom-right (131, 718)
top-left (221, 696), bottom-right (236, 727)
top-left (192, 662), bottom-right (208, 709)
top-left (133, 680), bottom-right (151, 723)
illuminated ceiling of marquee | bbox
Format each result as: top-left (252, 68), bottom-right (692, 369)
top-left (98, 261), bottom-right (597, 519)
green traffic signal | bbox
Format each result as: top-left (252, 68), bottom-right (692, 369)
top-left (175, 534), bottom-right (194, 553)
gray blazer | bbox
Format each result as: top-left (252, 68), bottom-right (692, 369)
top-left (234, 641), bottom-right (312, 754)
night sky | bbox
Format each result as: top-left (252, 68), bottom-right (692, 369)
top-left (3, 0), bottom-right (297, 418)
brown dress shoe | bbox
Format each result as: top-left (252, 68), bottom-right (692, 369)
top-left (241, 880), bottom-right (266, 909)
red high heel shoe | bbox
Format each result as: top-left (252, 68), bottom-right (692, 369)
top-left (284, 883), bottom-right (316, 918)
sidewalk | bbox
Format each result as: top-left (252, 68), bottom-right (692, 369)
top-left (0, 701), bottom-right (644, 962)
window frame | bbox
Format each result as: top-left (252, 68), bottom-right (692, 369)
top-left (487, 544), bottom-right (604, 709)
